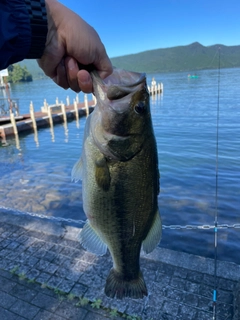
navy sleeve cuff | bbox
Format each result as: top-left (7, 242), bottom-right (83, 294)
top-left (25, 0), bottom-right (48, 59)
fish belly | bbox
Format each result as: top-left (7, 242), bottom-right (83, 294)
top-left (80, 133), bottom-right (160, 299)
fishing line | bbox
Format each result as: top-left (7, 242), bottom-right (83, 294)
top-left (212, 47), bottom-right (221, 320)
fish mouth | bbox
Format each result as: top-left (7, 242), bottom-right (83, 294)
top-left (91, 69), bottom-right (146, 101)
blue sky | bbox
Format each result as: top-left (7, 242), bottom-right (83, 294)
top-left (60, 0), bottom-right (240, 58)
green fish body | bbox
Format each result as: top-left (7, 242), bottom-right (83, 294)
top-left (72, 69), bottom-right (161, 299)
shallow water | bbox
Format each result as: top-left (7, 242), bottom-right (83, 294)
top-left (0, 68), bottom-right (240, 264)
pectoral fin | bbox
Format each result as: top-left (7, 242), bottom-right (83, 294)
top-left (71, 158), bottom-right (83, 182)
top-left (142, 209), bottom-right (162, 254)
top-left (95, 156), bottom-right (111, 191)
top-left (79, 220), bottom-right (107, 256)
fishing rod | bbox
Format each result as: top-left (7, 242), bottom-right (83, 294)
top-left (212, 46), bottom-right (221, 320)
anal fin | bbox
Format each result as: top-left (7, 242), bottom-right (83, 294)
top-left (79, 220), bottom-right (107, 256)
top-left (142, 209), bottom-right (162, 254)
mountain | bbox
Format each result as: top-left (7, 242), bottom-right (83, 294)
top-left (17, 42), bottom-right (240, 78)
top-left (111, 42), bottom-right (240, 73)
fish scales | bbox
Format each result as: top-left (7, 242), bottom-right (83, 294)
top-left (72, 68), bottom-right (162, 299)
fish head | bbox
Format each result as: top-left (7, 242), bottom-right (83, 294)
top-left (91, 69), bottom-right (152, 161)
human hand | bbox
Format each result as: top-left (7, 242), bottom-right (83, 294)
top-left (38, 0), bottom-right (112, 93)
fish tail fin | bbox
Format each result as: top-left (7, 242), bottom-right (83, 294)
top-left (105, 269), bottom-right (147, 299)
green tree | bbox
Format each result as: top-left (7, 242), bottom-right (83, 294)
top-left (7, 64), bottom-right (33, 83)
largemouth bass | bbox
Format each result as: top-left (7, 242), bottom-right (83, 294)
top-left (72, 68), bottom-right (161, 299)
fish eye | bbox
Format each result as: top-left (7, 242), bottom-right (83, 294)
top-left (134, 102), bottom-right (145, 114)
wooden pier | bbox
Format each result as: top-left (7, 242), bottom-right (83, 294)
top-left (0, 95), bottom-right (95, 142)
top-left (0, 81), bottom-right (163, 143)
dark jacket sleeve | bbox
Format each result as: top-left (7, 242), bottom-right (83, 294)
top-left (0, 0), bottom-right (31, 70)
top-left (0, 0), bottom-right (47, 70)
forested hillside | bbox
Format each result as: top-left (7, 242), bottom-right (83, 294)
top-left (18, 42), bottom-right (240, 78)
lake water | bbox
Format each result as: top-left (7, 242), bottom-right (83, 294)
top-left (0, 68), bottom-right (240, 264)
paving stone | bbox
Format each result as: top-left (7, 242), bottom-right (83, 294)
top-left (70, 283), bottom-right (88, 297)
top-left (216, 301), bottom-right (233, 319)
top-left (72, 260), bottom-right (91, 273)
top-left (50, 244), bottom-right (64, 254)
top-left (184, 280), bottom-right (200, 294)
top-left (33, 248), bottom-right (49, 260)
top-left (142, 267), bottom-right (157, 282)
top-left (42, 251), bottom-right (57, 262)
top-left (166, 287), bottom-right (184, 302)
top-left (186, 270), bottom-right (204, 283)
top-left (46, 262), bottom-right (59, 274)
top-left (10, 299), bottom-right (40, 319)
top-left (52, 254), bottom-right (70, 266)
top-left (35, 259), bottom-right (50, 271)
top-left (15, 252), bottom-right (31, 264)
top-left (25, 256), bottom-right (39, 267)
top-left (178, 304), bottom-right (198, 320)
top-left (60, 246), bottom-right (78, 257)
top-left (147, 293), bottom-right (165, 309)
top-left (24, 237), bottom-right (38, 248)
top-left (17, 235), bottom-right (30, 244)
top-left (47, 275), bottom-right (63, 289)
top-left (173, 267), bottom-right (188, 279)
top-left (197, 295), bottom-right (212, 312)
top-left (1, 231), bottom-right (13, 238)
top-left (126, 300), bottom-right (145, 316)
top-left (196, 310), bottom-right (214, 320)
top-left (0, 306), bottom-right (24, 320)
top-left (0, 276), bottom-right (17, 293)
top-left (13, 245), bottom-right (26, 255)
top-left (0, 258), bottom-right (8, 269)
top-left (0, 248), bottom-right (12, 257)
top-left (55, 266), bottom-right (69, 278)
top-left (84, 311), bottom-right (111, 320)
top-left (158, 263), bottom-right (175, 277)
top-left (170, 276), bottom-right (186, 290)
top-left (31, 292), bottom-right (61, 312)
top-left (162, 300), bottom-right (179, 317)
top-left (35, 272), bottom-right (52, 284)
top-left (182, 292), bottom-right (199, 307)
top-left (142, 306), bottom-right (170, 320)
top-left (7, 251), bottom-right (21, 260)
top-left (199, 283), bottom-right (214, 298)
top-left (55, 299), bottom-right (88, 320)
top-left (0, 291), bottom-right (17, 308)
top-left (26, 268), bottom-right (41, 280)
top-left (12, 228), bottom-right (26, 237)
top-left (10, 283), bottom-right (38, 302)
top-left (57, 279), bottom-right (75, 293)
top-left (0, 268), bottom-right (14, 279)
top-left (33, 309), bottom-right (66, 320)
top-left (155, 273), bottom-right (171, 285)
top-left (218, 278), bottom-right (237, 291)
top-left (217, 288), bottom-right (234, 304)
top-left (40, 242), bottom-right (55, 251)
top-left (17, 264), bottom-right (31, 275)
top-left (0, 239), bottom-right (12, 247)
top-left (7, 241), bottom-right (21, 250)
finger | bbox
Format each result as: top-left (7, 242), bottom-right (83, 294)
top-left (54, 59), bottom-right (69, 90)
top-left (94, 47), bottom-right (113, 79)
top-left (65, 57), bottom-right (81, 92)
top-left (77, 70), bottom-right (93, 93)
